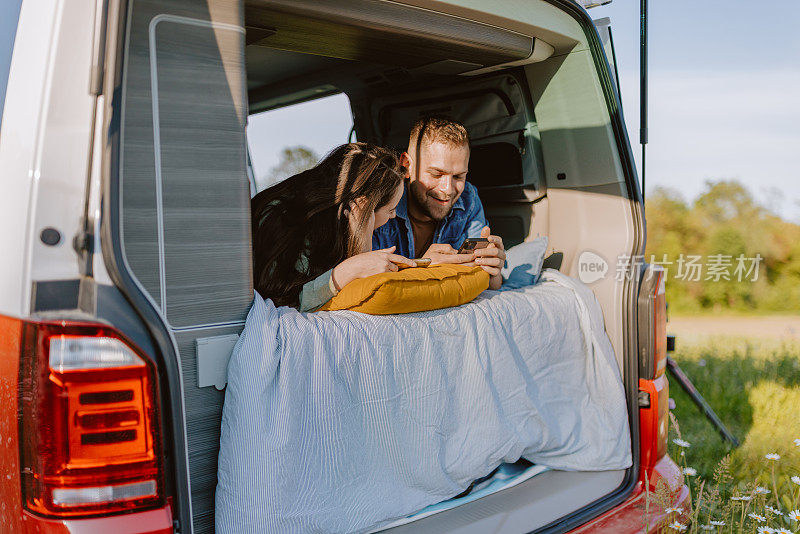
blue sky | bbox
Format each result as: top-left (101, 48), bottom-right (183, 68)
top-left (0, 0), bottom-right (23, 132)
top-left (591, 0), bottom-right (800, 221)
top-left (248, 1), bottom-right (800, 221)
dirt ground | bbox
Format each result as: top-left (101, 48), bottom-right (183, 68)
top-left (668, 314), bottom-right (800, 340)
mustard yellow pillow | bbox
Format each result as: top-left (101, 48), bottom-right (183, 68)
top-left (317, 265), bottom-right (490, 314)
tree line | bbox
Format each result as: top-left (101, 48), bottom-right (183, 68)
top-left (645, 180), bottom-right (800, 313)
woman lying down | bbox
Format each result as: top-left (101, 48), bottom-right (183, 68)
top-left (250, 141), bottom-right (504, 312)
top-left (216, 142), bottom-right (632, 533)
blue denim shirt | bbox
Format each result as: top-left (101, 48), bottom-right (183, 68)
top-left (372, 181), bottom-right (488, 258)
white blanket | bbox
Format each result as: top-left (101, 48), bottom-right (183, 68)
top-left (215, 269), bottom-right (631, 534)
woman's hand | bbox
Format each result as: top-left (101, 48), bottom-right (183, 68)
top-left (331, 247), bottom-right (414, 291)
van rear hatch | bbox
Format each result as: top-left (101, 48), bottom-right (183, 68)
top-left (102, 1), bottom-right (644, 533)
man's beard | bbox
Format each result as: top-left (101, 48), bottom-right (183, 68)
top-left (409, 182), bottom-right (455, 221)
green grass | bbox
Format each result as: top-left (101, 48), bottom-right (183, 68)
top-left (664, 335), bottom-right (800, 530)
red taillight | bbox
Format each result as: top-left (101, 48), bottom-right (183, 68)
top-left (638, 264), bottom-right (670, 481)
top-left (639, 375), bottom-right (669, 479)
top-left (638, 265), bottom-right (667, 380)
top-left (19, 321), bottom-right (164, 518)
top-left (652, 274), bottom-right (667, 378)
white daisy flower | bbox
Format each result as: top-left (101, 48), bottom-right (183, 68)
top-left (682, 467), bottom-right (697, 476)
top-left (789, 509), bottom-right (800, 521)
top-left (766, 505), bottom-right (783, 516)
top-left (672, 438), bottom-right (691, 448)
top-left (665, 507), bottom-right (683, 514)
top-left (791, 475), bottom-right (800, 486)
top-left (756, 526), bottom-right (775, 534)
top-left (774, 528), bottom-right (792, 534)
top-left (731, 495), bottom-right (752, 501)
top-left (709, 519), bottom-right (726, 526)
top-left (755, 486), bottom-right (771, 494)
top-left (794, 438), bottom-right (800, 447)
top-left (765, 453), bottom-right (781, 461)
top-left (668, 521), bottom-right (687, 531)
top-left (748, 513), bottom-right (767, 522)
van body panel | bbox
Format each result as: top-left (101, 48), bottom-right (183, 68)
top-left (0, 0), bottom-right (61, 317)
top-left (0, 315), bottom-right (24, 531)
top-left (17, 506), bottom-right (174, 534)
top-left (0, 0), bottom-right (98, 317)
top-left (26, 0), bottom-right (98, 287)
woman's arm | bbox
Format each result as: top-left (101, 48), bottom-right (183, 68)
top-left (298, 268), bottom-right (339, 312)
top-left (299, 248), bottom-right (415, 312)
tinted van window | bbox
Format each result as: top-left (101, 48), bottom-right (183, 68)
top-left (0, 0), bottom-right (23, 133)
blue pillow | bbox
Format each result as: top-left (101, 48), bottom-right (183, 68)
top-left (500, 236), bottom-right (549, 289)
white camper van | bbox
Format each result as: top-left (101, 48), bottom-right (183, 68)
top-left (0, 1), bottom-right (686, 533)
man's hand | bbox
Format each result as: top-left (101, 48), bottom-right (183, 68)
top-left (422, 243), bottom-right (475, 265)
top-left (473, 226), bottom-right (506, 289)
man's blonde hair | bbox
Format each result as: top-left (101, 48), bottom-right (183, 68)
top-left (408, 116), bottom-right (470, 150)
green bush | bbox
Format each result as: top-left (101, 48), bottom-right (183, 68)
top-left (645, 180), bottom-right (800, 314)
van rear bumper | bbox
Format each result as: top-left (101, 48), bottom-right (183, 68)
top-left (570, 455), bottom-right (691, 533)
top-left (19, 504), bottom-right (173, 534)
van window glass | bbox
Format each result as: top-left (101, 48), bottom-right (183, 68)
top-left (246, 93), bottom-right (354, 193)
top-left (0, 0), bottom-right (23, 133)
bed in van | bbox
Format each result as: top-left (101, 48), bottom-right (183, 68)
top-left (0, 0), bottom-right (688, 533)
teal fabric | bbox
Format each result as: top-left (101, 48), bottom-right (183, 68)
top-left (396, 462), bottom-right (550, 525)
top-left (298, 267), bottom-right (337, 312)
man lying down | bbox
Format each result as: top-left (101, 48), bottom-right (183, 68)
top-left (249, 116), bottom-right (506, 313)
top-left (216, 118), bottom-right (632, 533)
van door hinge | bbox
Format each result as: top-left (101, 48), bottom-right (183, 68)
top-left (73, 230), bottom-right (95, 254)
top-left (637, 390), bottom-right (651, 408)
top-left (73, 228), bottom-right (95, 277)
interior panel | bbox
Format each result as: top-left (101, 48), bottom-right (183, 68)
top-left (118, 2), bottom-right (252, 534)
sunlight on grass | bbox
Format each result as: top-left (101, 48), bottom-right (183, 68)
top-left (663, 334), bottom-right (800, 532)
top-left (668, 335), bottom-right (800, 476)
top-left (734, 383), bottom-right (800, 503)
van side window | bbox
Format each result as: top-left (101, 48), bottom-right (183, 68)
top-left (247, 93), bottom-right (354, 193)
top-left (0, 0), bottom-right (23, 134)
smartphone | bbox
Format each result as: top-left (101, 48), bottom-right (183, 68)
top-left (393, 258), bottom-right (432, 270)
top-left (457, 237), bottom-right (489, 255)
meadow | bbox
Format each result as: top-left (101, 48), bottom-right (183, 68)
top-left (662, 331), bottom-right (800, 532)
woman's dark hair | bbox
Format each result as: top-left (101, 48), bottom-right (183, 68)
top-left (251, 142), bottom-right (404, 307)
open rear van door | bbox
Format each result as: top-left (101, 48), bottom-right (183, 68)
top-left (101, 1), bottom-right (252, 532)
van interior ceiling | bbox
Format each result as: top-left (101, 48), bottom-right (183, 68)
top-left (244, 0), bottom-right (560, 251)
